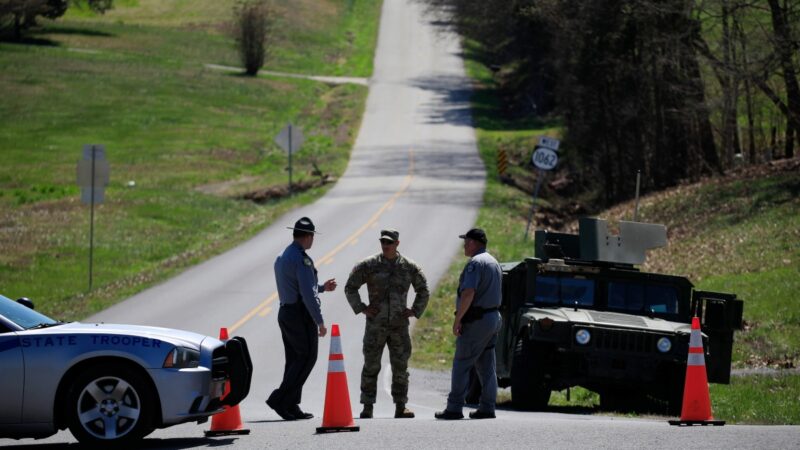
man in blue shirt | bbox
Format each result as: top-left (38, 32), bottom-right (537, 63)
top-left (267, 217), bottom-right (337, 421)
top-left (436, 228), bottom-right (502, 420)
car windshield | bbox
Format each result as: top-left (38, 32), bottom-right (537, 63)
top-left (0, 295), bottom-right (60, 330)
top-left (533, 276), bottom-right (595, 307)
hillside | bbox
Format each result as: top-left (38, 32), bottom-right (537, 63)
top-left (411, 153), bottom-right (799, 423)
top-left (593, 157), bottom-right (800, 369)
top-left (0, 0), bottom-right (382, 319)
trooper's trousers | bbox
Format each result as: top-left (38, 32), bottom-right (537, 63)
top-left (268, 302), bottom-right (318, 410)
top-left (446, 312), bottom-right (502, 413)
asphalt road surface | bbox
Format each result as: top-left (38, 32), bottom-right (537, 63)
top-left (3, 0), bottom-right (798, 448)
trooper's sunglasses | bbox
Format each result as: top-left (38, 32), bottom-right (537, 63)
top-left (380, 240), bottom-right (395, 245)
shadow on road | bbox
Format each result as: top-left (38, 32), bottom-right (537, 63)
top-left (0, 436), bottom-right (239, 450)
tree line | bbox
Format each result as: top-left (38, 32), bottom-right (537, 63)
top-left (428, 0), bottom-right (799, 204)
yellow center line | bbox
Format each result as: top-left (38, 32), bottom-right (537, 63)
top-left (228, 149), bottom-right (415, 334)
top-left (229, 292), bottom-right (277, 333)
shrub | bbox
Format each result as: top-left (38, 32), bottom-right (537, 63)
top-left (233, 0), bottom-right (273, 76)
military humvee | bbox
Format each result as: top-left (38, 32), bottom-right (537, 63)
top-left (493, 218), bottom-right (743, 414)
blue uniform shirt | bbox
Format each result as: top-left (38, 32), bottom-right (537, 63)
top-left (274, 241), bottom-right (325, 325)
top-left (457, 248), bottom-right (502, 310)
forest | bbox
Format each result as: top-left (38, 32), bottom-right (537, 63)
top-left (428, 0), bottom-right (799, 204)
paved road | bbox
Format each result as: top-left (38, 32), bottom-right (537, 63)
top-left (3, 0), bottom-right (798, 448)
top-left (86, 0), bottom-right (482, 424)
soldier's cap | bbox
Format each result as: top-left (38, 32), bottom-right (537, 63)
top-left (379, 229), bottom-right (399, 243)
top-left (459, 228), bottom-right (487, 244)
top-left (287, 216), bottom-right (317, 234)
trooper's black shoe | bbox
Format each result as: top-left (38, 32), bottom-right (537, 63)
top-left (469, 410), bottom-right (496, 419)
top-left (434, 410), bottom-right (464, 420)
top-left (289, 406), bottom-right (314, 420)
top-left (360, 404), bottom-right (373, 419)
top-left (266, 398), bottom-right (297, 421)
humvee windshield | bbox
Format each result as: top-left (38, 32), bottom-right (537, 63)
top-left (532, 276), bottom-right (595, 307)
top-left (529, 276), bottom-right (681, 318)
top-left (608, 282), bottom-right (679, 315)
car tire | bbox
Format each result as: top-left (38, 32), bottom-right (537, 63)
top-left (65, 362), bottom-right (156, 445)
top-left (511, 337), bottom-right (550, 411)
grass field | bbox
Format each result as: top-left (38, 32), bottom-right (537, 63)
top-left (0, 0), bottom-right (382, 320)
top-left (411, 45), bottom-right (800, 424)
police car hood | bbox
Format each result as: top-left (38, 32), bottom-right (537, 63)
top-left (524, 307), bottom-right (692, 334)
top-left (37, 322), bottom-right (215, 350)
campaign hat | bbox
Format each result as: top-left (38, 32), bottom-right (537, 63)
top-left (287, 217), bottom-right (317, 234)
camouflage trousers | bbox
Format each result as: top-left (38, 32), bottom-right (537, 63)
top-left (360, 323), bottom-right (411, 405)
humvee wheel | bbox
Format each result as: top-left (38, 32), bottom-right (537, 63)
top-left (667, 365), bottom-right (686, 416)
top-left (511, 337), bottom-right (550, 410)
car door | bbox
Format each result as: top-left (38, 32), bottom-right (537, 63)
top-left (0, 330), bottom-right (24, 424)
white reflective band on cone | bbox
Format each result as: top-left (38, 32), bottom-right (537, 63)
top-left (688, 353), bottom-right (706, 366)
top-left (689, 329), bottom-right (703, 347)
top-left (330, 336), bottom-right (342, 355)
top-left (328, 359), bottom-right (346, 373)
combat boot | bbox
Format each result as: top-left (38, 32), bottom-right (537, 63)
top-left (360, 403), bottom-right (373, 419)
top-left (394, 403), bottom-right (415, 418)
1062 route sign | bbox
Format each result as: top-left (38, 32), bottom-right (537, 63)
top-left (532, 147), bottom-right (558, 170)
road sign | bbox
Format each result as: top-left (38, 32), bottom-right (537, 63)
top-left (538, 136), bottom-right (560, 151)
top-left (274, 123), bottom-right (304, 154)
top-left (532, 147), bottom-right (558, 170)
top-left (274, 123), bottom-right (305, 192)
top-left (77, 145), bottom-right (109, 204)
top-left (526, 140), bottom-right (560, 240)
top-left (497, 148), bottom-right (508, 177)
top-left (76, 144), bottom-right (109, 291)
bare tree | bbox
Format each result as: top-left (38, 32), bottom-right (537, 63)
top-left (765, 0), bottom-right (799, 158)
top-left (233, 0), bottom-right (273, 76)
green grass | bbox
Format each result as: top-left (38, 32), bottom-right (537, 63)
top-left (710, 373), bottom-right (800, 425)
top-left (411, 40), bottom-right (800, 424)
top-left (62, 0), bottom-right (382, 77)
top-left (268, 0), bottom-right (381, 77)
top-left (605, 171), bottom-right (800, 368)
top-left (0, 0), bottom-right (381, 320)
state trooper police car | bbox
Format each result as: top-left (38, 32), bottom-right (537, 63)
top-left (0, 294), bottom-right (252, 444)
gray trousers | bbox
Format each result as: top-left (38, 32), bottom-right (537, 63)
top-left (446, 312), bottom-right (501, 413)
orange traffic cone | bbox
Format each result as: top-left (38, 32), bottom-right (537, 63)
top-left (669, 317), bottom-right (725, 426)
top-left (316, 324), bottom-right (360, 433)
top-left (205, 328), bottom-right (251, 436)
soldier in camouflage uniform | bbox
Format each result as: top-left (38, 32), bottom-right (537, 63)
top-left (345, 229), bottom-right (429, 419)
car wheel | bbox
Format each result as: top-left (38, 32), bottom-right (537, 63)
top-left (511, 337), bottom-right (550, 411)
top-left (66, 362), bottom-right (155, 444)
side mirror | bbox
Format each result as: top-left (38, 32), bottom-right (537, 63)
top-left (17, 297), bottom-right (34, 310)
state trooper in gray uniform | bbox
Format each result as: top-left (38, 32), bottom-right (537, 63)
top-left (267, 217), bottom-right (337, 421)
top-left (345, 229), bottom-right (429, 419)
top-left (436, 228), bottom-right (502, 420)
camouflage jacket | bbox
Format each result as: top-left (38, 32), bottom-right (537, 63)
top-left (344, 252), bottom-right (429, 327)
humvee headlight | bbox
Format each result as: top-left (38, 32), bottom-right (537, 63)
top-left (575, 328), bottom-right (591, 345)
top-left (657, 337), bottom-right (672, 353)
